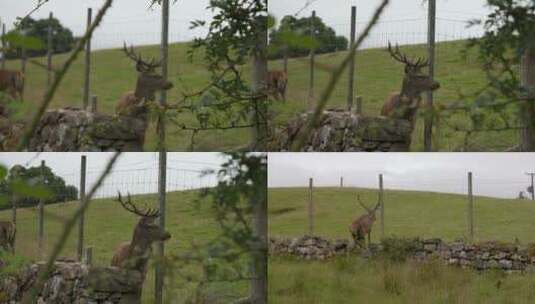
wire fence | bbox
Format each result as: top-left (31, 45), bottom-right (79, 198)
top-left (268, 6), bottom-right (523, 152)
top-left (269, 173), bottom-right (535, 244)
top-left (0, 154), bottom-right (233, 303)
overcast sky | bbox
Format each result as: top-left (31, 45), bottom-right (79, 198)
top-left (269, 0), bottom-right (491, 48)
top-left (0, 0), bottom-right (214, 49)
top-left (268, 153), bottom-right (535, 199)
top-left (0, 152), bottom-right (225, 198)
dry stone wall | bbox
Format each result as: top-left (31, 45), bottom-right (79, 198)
top-left (0, 260), bottom-right (143, 304)
top-left (269, 236), bottom-right (535, 273)
top-left (27, 108), bottom-right (146, 152)
top-left (272, 109), bottom-right (412, 152)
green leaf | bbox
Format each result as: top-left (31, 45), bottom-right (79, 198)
top-left (11, 180), bottom-right (53, 200)
top-left (0, 165), bottom-right (7, 180)
top-left (3, 31), bottom-right (45, 50)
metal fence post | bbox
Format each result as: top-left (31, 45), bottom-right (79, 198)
top-left (83, 8), bottom-right (92, 109)
top-left (47, 12), bottom-right (53, 87)
top-left (38, 160), bottom-right (45, 259)
top-left (467, 172), bottom-right (474, 242)
top-left (347, 6), bottom-right (357, 111)
top-left (78, 155), bottom-right (87, 261)
top-left (424, 0), bottom-right (436, 151)
top-left (308, 11), bottom-right (316, 106)
top-left (308, 178), bottom-right (314, 235)
top-left (379, 174), bottom-right (384, 238)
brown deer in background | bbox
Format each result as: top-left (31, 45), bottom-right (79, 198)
top-left (0, 70), bottom-right (24, 116)
top-left (0, 70), bottom-right (24, 101)
top-left (0, 221), bottom-right (16, 253)
top-left (116, 43), bottom-right (173, 123)
top-left (267, 70), bottom-right (288, 101)
top-left (111, 192), bottom-right (171, 277)
top-left (349, 195), bottom-right (380, 249)
top-left (381, 43), bottom-right (440, 128)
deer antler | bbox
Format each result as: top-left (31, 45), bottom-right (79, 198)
top-left (122, 42), bottom-right (162, 73)
top-left (116, 191), bottom-right (160, 218)
top-left (387, 42), bottom-right (429, 71)
top-left (356, 194), bottom-right (372, 213)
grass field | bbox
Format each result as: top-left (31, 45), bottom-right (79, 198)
top-left (268, 187), bottom-right (535, 304)
top-left (269, 40), bottom-right (518, 152)
top-left (0, 190), bottom-right (248, 303)
top-left (3, 42), bottom-right (252, 151)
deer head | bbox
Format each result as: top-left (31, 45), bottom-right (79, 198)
top-left (388, 42), bottom-right (440, 108)
top-left (122, 43), bottom-right (173, 106)
top-left (356, 194), bottom-right (380, 220)
top-left (116, 192), bottom-right (170, 249)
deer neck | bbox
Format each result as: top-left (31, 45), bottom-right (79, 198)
top-left (400, 78), bottom-right (421, 102)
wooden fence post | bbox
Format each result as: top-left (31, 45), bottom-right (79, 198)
top-left (77, 155), bottom-right (87, 262)
top-left (83, 8), bottom-right (92, 109)
top-left (283, 44), bottom-right (288, 74)
top-left (520, 48), bottom-right (535, 151)
top-left (379, 174), bottom-right (384, 238)
top-left (467, 172), bottom-right (474, 242)
top-left (308, 178), bottom-right (314, 235)
top-left (90, 95), bottom-right (97, 113)
top-left (424, 0), bottom-right (436, 151)
top-left (11, 194), bottom-right (17, 253)
top-left (20, 46), bottom-right (26, 100)
top-left (83, 247), bottom-right (93, 266)
top-left (250, 15), bottom-right (268, 151)
top-left (38, 160), bottom-right (45, 259)
top-left (47, 12), bottom-right (53, 87)
top-left (308, 11), bottom-right (316, 106)
top-left (155, 0), bottom-right (170, 300)
top-left (347, 6), bottom-right (357, 111)
top-left (155, 151), bottom-right (167, 304)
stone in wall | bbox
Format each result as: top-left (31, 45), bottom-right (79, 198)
top-left (269, 235), bottom-right (351, 260)
top-left (0, 260), bottom-right (143, 303)
top-left (27, 108), bottom-right (146, 152)
top-left (271, 109), bottom-right (412, 152)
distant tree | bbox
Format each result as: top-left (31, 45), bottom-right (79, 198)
top-left (268, 15), bottom-right (348, 60)
top-left (5, 16), bottom-right (74, 59)
top-left (518, 191), bottom-right (526, 199)
top-left (0, 163), bottom-right (78, 209)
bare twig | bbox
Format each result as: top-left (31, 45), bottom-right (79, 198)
top-left (291, 0), bottom-right (390, 151)
top-left (21, 152), bottom-right (121, 303)
top-left (16, 0), bottom-right (114, 151)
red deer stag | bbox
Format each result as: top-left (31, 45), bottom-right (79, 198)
top-left (381, 43), bottom-right (440, 128)
top-left (349, 195), bottom-right (380, 249)
top-left (111, 192), bottom-right (171, 277)
top-left (0, 221), bottom-right (16, 253)
top-left (267, 70), bottom-right (288, 101)
top-left (116, 43), bottom-right (173, 128)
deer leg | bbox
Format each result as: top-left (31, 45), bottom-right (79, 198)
top-left (367, 232), bottom-right (371, 249)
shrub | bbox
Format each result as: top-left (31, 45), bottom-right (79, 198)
top-left (379, 236), bottom-right (421, 263)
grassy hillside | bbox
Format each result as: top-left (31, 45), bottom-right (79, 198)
top-left (269, 41), bottom-right (517, 152)
top-left (269, 256), bottom-right (535, 304)
top-left (4, 42), bottom-right (251, 151)
top-left (269, 187), bottom-right (535, 243)
top-left (0, 190), bottom-right (248, 303)
top-left (269, 187), bottom-right (535, 304)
